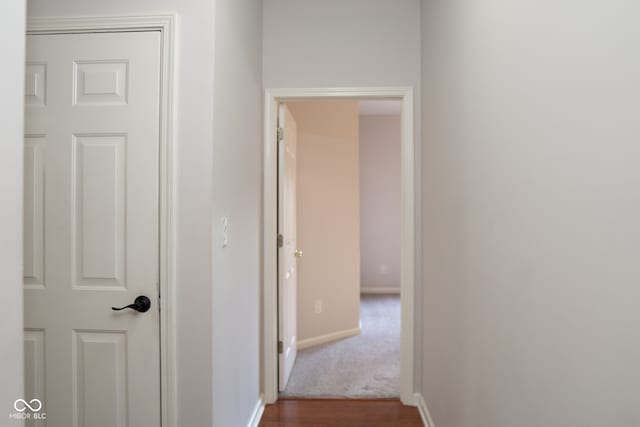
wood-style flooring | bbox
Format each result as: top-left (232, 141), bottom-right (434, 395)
top-left (259, 398), bottom-right (424, 427)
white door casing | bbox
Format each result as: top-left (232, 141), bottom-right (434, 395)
top-left (278, 104), bottom-right (299, 390)
top-left (24, 31), bottom-right (161, 427)
top-left (263, 87), bottom-right (416, 406)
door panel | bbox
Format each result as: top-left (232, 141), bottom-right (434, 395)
top-left (24, 31), bottom-right (161, 427)
top-left (23, 136), bottom-right (45, 289)
top-left (73, 331), bottom-right (127, 427)
top-left (72, 134), bottom-right (126, 289)
top-left (23, 329), bottom-right (46, 427)
top-left (278, 104), bottom-right (298, 390)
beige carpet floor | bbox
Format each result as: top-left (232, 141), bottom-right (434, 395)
top-left (281, 294), bottom-right (400, 398)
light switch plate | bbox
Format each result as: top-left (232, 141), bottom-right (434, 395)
top-left (221, 217), bottom-right (228, 248)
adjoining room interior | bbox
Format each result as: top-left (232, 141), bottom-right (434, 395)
top-left (278, 99), bottom-right (402, 398)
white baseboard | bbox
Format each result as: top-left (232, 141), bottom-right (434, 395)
top-left (414, 393), bottom-right (436, 427)
top-left (361, 287), bottom-right (401, 294)
top-left (247, 394), bottom-right (265, 427)
top-left (297, 327), bottom-right (361, 350)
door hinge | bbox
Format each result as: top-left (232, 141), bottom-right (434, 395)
top-left (278, 340), bottom-right (284, 354)
top-left (277, 234), bottom-right (284, 248)
top-left (277, 127), bottom-right (284, 141)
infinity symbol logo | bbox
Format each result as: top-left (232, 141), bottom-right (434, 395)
top-left (14, 399), bottom-right (42, 413)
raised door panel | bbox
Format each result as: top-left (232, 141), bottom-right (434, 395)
top-left (24, 136), bottom-right (46, 289)
top-left (73, 331), bottom-right (127, 427)
top-left (25, 63), bottom-right (47, 107)
top-left (74, 61), bottom-right (129, 106)
top-left (72, 134), bottom-right (127, 290)
top-left (24, 329), bottom-right (46, 427)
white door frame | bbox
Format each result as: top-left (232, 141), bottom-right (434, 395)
top-left (263, 87), bottom-right (416, 405)
top-left (26, 15), bottom-right (177, 427)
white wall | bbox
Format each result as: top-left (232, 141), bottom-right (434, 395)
top-left (421, 1), bottom-right (640, 426)
top-left (287, 101), bottom-right (361, 343)
top-left (210, 0), bottom-right (263, 426)
top-left (360, 115), bottom-right (401, 292)
top-left (0, 0), bottom-right (25, 423)
top-left (263, 0), bottom-right (420, 89)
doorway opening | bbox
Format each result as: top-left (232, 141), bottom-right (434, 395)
top-left (277, 99), bottom-right (402, 398)
top-left (262, 87), bottom-right (416, 406)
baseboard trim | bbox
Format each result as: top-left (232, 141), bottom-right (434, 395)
top-left (297, 327), bottom-right (361, 350)
top-left (414, 393), bottom-right (435, 427)
top-left (361, 287), bottom-right (401, 294)
top-left (247, 394), bottom-right (265, 427)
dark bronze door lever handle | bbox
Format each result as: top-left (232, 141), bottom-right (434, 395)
top-left (112, 296), bottom-right (151, 313)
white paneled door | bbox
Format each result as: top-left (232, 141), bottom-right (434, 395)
top-left (23, 32), bottom-right (161, 427)
top-left (278, 104), bottom-right (299, 390)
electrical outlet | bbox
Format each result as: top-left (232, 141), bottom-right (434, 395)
top-left (380, 264), bottom-right (388, 274)
top-left (315, 300), bottom-right (322, 314)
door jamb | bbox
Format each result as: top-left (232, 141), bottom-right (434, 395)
top-left (263, 87), bottom-right (416, 405)
top-left (26, 15), bottom-right (177, 427)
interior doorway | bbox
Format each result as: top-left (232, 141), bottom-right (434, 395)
top-left (262, 87), bottom-right (416, 406)
top-left (276, 100), bottom-right (402, 398)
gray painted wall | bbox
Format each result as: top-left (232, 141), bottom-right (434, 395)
top-left (211, 0), bottom-right (263, 426)
top-left (421, 1), bottom-right (640, 426)
top-left (360, 115), bottom-right (401, 291)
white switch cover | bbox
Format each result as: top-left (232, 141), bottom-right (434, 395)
top-left (315, 300), bottom-right (322, 314)
top-left (221, 217), bottom-right (228, 248)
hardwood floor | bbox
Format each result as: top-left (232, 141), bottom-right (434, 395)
top-left (259, 398), bottom-right (424, 427)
